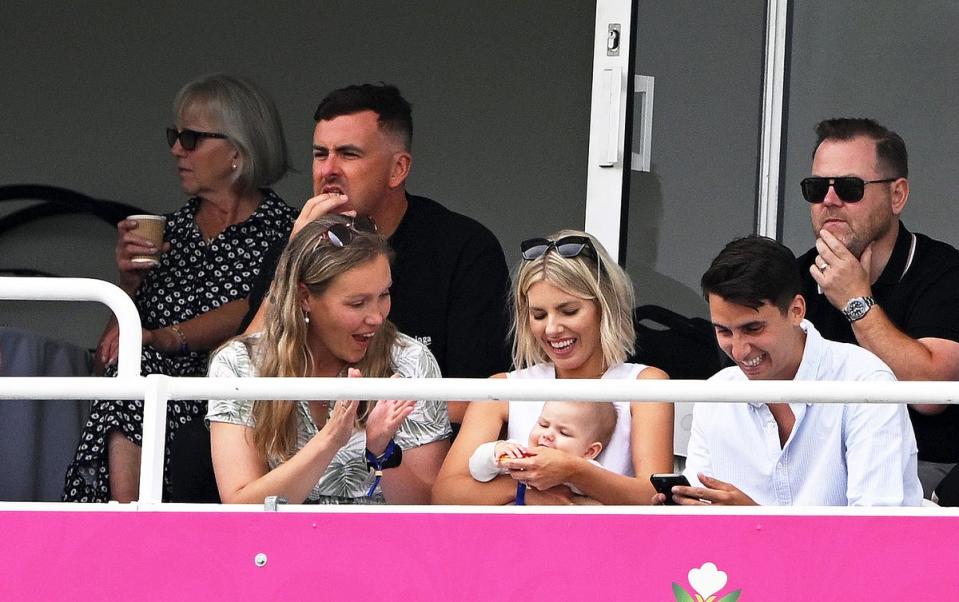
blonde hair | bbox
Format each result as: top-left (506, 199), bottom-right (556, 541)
top-left (174, 73), bottom-right (291, 195)
top-left (511, 229), bottom-right (635, 370)
top-left (247, 216), bottom-right (397, 461)
top-left (583, 402), bottom-right (618, 449)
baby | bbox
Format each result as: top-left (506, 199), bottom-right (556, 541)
top-left (469, 401), bottom-right (618, 487)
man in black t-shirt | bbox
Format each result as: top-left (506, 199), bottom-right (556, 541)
top-left (797, 118), bottom-right (959, 499)
top-left (241, 84), bottom-right (512, 423)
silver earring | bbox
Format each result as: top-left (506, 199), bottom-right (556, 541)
top-left (304, 310), bottom-right (310, 324)
top-left (232, 162), bottom-right (237, 171)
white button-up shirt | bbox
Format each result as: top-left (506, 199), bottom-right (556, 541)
top-left (684, 320), bottom-right (922, 506)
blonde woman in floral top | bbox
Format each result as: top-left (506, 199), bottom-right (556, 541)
top-left (206, 216), bottom-right (451, 504)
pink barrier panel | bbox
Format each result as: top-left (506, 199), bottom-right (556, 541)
top-left (2, 510), bottom-right (956, 599)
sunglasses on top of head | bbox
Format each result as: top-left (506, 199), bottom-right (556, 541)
top-left (799, 176), bottom-right (898, 204)
top-left (324, 216), bottom-right (377, 248)
top-left (520, 235), bottom-right (598, 262)
top-left (166, 127), bottom-right (229, 151)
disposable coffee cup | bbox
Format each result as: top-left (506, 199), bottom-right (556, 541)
top-left (127, 214), bottom-right (166, 265)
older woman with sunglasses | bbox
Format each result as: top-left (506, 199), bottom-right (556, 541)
top-left (206, 216), bottom-right (451, 504)
top-left (433, 230), bottom-right (674, 505)
top-left (63, 74), bottom-right (297, 503)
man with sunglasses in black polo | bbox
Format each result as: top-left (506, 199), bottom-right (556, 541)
top-left (797, 117), bottom-right (959, 500)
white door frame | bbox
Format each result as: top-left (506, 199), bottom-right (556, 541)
top-left (756, 0), bottom-right (790, 238)
top-left (584, 0), bottom-right (789, 259)
top-left (584, 0), bottom-right (634, 263)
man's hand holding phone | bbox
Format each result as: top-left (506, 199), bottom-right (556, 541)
top-left (651, 472), bottom-right (758, 506)
top-left (650, 473), bottom-right (691, 505)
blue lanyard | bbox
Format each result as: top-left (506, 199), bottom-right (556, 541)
top-left (515, 482), bottom-right (527, 505)
top-left (365, 440), bottom-right (398, 497)
top-left (367, 471), bottom-right (383, 498)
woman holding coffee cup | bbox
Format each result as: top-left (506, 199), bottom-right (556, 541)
top-left (63, 74), bottom-right (298, 503)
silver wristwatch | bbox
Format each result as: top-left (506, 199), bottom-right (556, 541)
top-left (842, 296), bottom-right (876, 322)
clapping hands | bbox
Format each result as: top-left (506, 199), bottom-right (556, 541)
top-left (363, 372), bottom-right (416, 455)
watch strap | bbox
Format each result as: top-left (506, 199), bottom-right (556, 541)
top-left (843, 296), bottom-right (876, 322)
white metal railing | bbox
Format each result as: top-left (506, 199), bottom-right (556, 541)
top-left (3, 376), bottom-right (959, 505)
top-left (0, 277), bottom-right (142, 377)
top-left (4, 276), bottom-right (959, 508)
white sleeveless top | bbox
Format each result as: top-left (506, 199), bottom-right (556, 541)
top-left (506, 362), bottom-right (647, 477)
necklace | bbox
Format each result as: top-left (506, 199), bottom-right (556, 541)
top-left (308, 400), bottom-right (331, 428)
top-left (306, 365), bottom-right (355, 428)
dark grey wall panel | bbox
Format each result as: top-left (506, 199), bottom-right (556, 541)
top-left (0, 2), bottom-right (595, 347)
top-left (627, 1), bottom-right (767, 318)
top-left (782, 1), bottom-right (959, 254)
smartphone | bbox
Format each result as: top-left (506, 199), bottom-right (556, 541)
top-left (650, 473), bottom-right (691, 505)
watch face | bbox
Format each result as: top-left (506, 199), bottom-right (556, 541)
top-left (844, 297), bottom-right (874, 321)
top-left (847, 300), bottom-right (867, 319)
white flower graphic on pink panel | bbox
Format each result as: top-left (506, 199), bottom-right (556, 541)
top-left (672, 562), bottom-right (741, 602)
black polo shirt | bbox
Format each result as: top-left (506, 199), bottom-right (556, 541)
top-left (799, 222), bottom-right (959, 462)
top-left (239, 194), bottom-right (512, 379)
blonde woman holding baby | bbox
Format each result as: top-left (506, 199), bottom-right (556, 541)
top-left (432, 230), bottom-right (674, 505)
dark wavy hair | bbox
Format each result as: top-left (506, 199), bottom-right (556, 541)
top-left (701, 235), bottom-right (801, 313)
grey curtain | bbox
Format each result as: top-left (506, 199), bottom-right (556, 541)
top-left (0, 327), bottom-right (91, 501)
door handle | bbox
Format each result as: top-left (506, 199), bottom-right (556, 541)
top-left (631, 75), bottom-right (655, 172)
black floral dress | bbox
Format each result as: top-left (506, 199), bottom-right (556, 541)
top-left (62, 190), bottom-right (296, 502)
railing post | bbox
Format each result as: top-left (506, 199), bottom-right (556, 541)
top-left (138, 374), bottom-right (169, 504)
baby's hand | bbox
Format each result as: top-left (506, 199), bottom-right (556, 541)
top-left (495, 441), bottom-right (528, 462)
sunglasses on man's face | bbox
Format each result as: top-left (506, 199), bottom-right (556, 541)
top-left (325, 216), bottom-right (377, 248)
top-left (799, 176), bottom-right (898, 204)
top-left (166, 127), bottom-right (229, 151)
top-left (520, 235), bottom-right (597, 262)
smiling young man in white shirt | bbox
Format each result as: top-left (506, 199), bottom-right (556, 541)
top-left (658, 235), bottom-right (922, 506)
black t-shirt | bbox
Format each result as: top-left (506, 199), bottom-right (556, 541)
top-left (240, 194), bottom-right (512, 379)
top-left (799, 222), bottom-right (959, 462)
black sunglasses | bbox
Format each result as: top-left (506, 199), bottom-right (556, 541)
top-left (166, 127), bottom-right (229, 151)
top-left (800, 176), bottom-right (897, 204)
top-left (325, 216), bottom-right (377, 248)
top-left (520, 235), bottom-right (597, 262)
